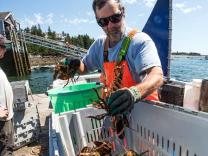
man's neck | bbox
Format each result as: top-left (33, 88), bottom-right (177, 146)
top-left (108, 34), bottom-right (125, 48)
top-left (109, 40), bottom-right (119, 48)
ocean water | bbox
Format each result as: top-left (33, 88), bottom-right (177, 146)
top-left (170, 55), bottom-right (208, 81)
top-left (9, 56), bottom-right (208, 94)
top-left (9, 67), bottom-right (54, 94)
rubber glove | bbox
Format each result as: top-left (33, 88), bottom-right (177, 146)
top-left (61, 58), bottom-right (80, 77)
top-left (107, 87), bottom-right (141, 115)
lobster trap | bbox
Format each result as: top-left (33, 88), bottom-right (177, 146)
top-left (49, 100), bottom-right (208, 156)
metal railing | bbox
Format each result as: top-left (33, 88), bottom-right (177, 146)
top-left (19, 32), bottom-right (87, 58)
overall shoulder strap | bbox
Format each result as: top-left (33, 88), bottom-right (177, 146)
top-left (103, 29), bottom-right (138, 63)
top-left (103, 37), bottom-right (109, 62)
top-left (117, 29), bottom-right (138, 64)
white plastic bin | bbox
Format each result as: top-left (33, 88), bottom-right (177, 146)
top-left (50, 101), bottom-right (208, 156)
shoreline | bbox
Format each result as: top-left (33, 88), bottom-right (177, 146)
top-left (29, 54), bottom-right (207, 67)
top-left (29, 55), bottom-right (64, 67)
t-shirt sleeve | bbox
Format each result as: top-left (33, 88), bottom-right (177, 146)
top-left (0, 81), bottom-right (4, 106)
top-left (133, 32), bottom-right (161, 74)
top-left (82, 39), bottom-right (103, 72)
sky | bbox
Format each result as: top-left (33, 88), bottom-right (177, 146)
top-left (1, 0), bottom-right (208, 55)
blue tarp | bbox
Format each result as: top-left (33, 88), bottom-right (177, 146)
top-left (143, 0), bottom-right (170, 77)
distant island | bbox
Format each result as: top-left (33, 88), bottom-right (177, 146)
top-left (172, 52), bottom-right (201, 56)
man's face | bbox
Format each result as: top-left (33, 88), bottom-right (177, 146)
top-left (0, 45), bottom-right (6, 59)
top-left (95, 0), bottom-right (125, 43)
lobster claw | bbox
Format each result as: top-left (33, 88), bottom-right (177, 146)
top-left (112, 114), bottom-right (129, 140)
top-left (53, 63), bottom-right (69, 80)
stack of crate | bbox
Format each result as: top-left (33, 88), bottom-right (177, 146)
top-left (159, 80), bottom-right (185, 106)
top-left (10, 80), bottom-right (31, 111)
top-left (10, 80), bottom-right (41, 149)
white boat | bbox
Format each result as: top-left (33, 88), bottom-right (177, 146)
top-left (48, 0), bottom-right (208, 155)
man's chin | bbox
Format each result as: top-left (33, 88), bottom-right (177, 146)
top-left (109, 31), bottom-right (121, 36)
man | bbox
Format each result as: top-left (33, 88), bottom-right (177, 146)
top-left (0, 34), bottom-right (14, 155)
top-left (65, 0), bottom-right (163, 115)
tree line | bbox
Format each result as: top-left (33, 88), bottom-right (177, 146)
top-left (24, 24), bottom-right (95, 56)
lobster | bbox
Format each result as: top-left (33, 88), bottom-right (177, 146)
top-left (87, 64), bottom-right (130, 140)
top-left (78, 141), bottom-right (112, 156)
top-left (53, 58), bottom-right (80, 87)
top-left (79, 141), bottom-right (148, 156)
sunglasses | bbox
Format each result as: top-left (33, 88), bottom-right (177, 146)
top-left (96, 12), bottom-right (123, 27)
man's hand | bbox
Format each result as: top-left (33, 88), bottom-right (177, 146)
top-left (0, 107), bottom-right (8, 119)
top-left (54, 58), bottom-right (81, 80)
top-left (65, 58), bottom-right (81, 77)
top-left (107, 87), bottom-right (141, 115)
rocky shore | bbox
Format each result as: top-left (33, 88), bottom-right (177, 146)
top-left (29, 55), bottom-right (64, 66)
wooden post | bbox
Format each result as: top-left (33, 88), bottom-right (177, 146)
top-left (10, 30), bottom-right (21, 76)
top-left (199, 79), bottom-right (208, 112)
top-left (12, 30), bottom-right (25, 76)
top-left (23, 42), bottom-right (31, 73)
top-left (19, 31), bottom-right (29, 74)
top-left (21, 31), bottom-right (31, 73)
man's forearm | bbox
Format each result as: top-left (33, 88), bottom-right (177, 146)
top-left (134, 66), bottom-right (163, 99)
top-left (78, 60), bottom-right (88, 74)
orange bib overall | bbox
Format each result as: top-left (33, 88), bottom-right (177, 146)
top-left (100, 30), bottom-right (158, 101)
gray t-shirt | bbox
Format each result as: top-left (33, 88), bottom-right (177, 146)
top-left (82, 31), bottom-right (161, 82)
